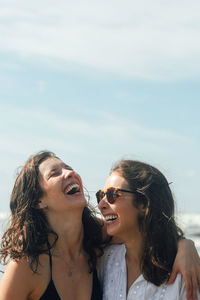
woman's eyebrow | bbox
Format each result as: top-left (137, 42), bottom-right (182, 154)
top-left (46, 164), bottom-right (73, 176)
top-left (49, 167), bottom-right (59, 172)
top-left (63, 163), bottom-right (73, 170)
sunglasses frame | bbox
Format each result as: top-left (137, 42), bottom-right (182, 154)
top-left (96, 187), bottom-right (136, 204)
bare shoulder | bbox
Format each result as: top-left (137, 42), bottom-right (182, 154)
top-left (0, 255), bottom-right (50, 300)
top-left (1, 257), bottom-right (33, 280)
top-left (0, 258), bottom-right (35, 299)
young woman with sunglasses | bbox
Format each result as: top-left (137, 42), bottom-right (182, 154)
top-left (0, 151), bottom-right (199, 300)
top-left (97, 160), bottom-right (200, 300)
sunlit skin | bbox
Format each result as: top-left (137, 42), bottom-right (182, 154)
top-left (38, 158), bottom-right (93, 299)
top-left (39, 157), bottom-right (86, 211)
top-left (98, 171), bottom-right (144, 287)
top-left (39, 157), bottom-right (88, 244)
top-left (98, 172), bottom-right (200, 300)
top-left (98, 172), bottom-right (142, 241)
top-left (0, 158), bottom-right (200, 300)
top-left (0, 157), bottom-right (93, 300)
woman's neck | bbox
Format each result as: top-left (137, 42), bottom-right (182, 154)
top-left (126, 236), bottom-right (143, 261)
top-left (48, 209), bottom-right (85, 259)
top-left (124, 233), bottom-right (144, 290)
top-left (120, 230), bottom-right (144, 267)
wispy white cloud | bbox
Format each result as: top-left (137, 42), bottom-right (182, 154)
top-left (1, 0), bottom-right (200, 80)
top-left (0, 103), bottom-right (193, 159)
top-left (0, 102), bottom-right (199, 212)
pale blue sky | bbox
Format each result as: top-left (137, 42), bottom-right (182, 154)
top-left (0, 0), bottom-right (200, 213)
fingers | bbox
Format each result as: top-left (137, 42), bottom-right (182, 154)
top-left (168, 267), bottom-right (200, 300)
top-left (190, 265), bottom-right (200, 300)
top-left (184, 274), bottom-right (192, 300)
top-left (183, 270), bottom-right (199, 300)
top-left (197, 267), bottom-right (200, 293)
top-left (191, 276), bottom-right (198, 300)
top-left (167, 269), bottom-right (177, 285)
top-left (198, 275), bottom-right (200, 292)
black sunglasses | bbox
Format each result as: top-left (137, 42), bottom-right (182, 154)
top-left (96, 187), bottom-right (135, 204)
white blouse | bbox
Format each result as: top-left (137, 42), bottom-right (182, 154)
top-left (98, 244), bottom-right (200, 300)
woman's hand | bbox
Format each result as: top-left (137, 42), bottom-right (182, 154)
top-left (167, 239), bottom-right (200, 300)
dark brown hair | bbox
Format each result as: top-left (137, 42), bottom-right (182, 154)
top-left (111, 159), bottom-right (184, 286)
top-left (0, 151), bottom-right (103, 273)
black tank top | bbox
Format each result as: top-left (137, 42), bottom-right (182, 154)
top-left (40, 251), bottom-right (102, 300)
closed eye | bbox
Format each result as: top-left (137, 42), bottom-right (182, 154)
top-left (48, 169), bottom-right (61, 178)
top-left (50, 172), bottom-right (60, 177)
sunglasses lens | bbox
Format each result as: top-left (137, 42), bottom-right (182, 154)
top-left (106, 188), bottom-right (118, 204)
top-left (96, 190), bottom-right (104, 204)
top-left (96, 188), bottom-right (120, 204)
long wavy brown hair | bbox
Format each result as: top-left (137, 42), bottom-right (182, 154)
top-left (0, 151), bottom-right (103, 273)
top-left (111, 159), bottom-right (184, 286)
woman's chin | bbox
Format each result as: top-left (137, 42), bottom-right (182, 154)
top-left (106, 220), bottom-right (120, 237)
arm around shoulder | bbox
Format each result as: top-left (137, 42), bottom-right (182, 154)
top-left (168, 238), bottom-right (200, 300)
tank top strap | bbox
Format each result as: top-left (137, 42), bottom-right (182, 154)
top-left (47, 245), bottom-right (53, 280)
top-left (39, 246), bottom-right (61, 300)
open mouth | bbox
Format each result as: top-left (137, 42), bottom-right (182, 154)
top-left (104, 214), bottom-right (118, 222)
top-left (64, 183), bottom-right (80, 195)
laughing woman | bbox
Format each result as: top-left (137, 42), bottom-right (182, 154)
top-left (0, 151), bottom-right (103, 300)
top-left (0, 151), bottom-right (199, 300)
top-left (97, 160), bottom-right (200, 300)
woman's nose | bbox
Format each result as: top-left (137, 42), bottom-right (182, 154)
top-left (63, 169), bottom-right (75, 179)
top-left (98, 197), bottom-right (109, 210)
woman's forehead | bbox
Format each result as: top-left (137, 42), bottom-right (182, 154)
top-left (39, 157), bottom-right (71, 174)
top-left (105, 172), bottom-right (128, 188)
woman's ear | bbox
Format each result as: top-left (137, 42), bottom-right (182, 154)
top-left (138, 204), bottom-right (149, 217)
top-left (38, 201), bottom-right (47, 209)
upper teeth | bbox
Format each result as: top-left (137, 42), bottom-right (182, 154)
top-left (65, 183), bottom-right (79, 194)
top-left (104, 215), bottom-right (118, 221)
